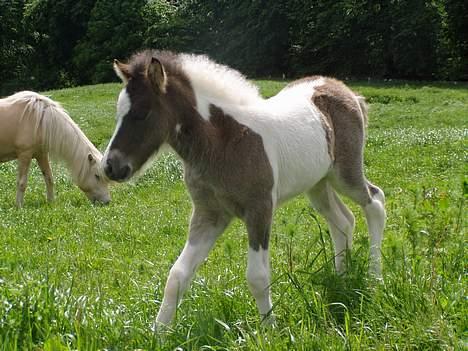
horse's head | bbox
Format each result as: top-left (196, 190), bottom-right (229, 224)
top-left (78, 153), bottom-right (111, 204)
top-left (103, 54), bottom-right (171, 182)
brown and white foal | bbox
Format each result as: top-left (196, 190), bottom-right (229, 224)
top-left (103, 50), bottom-right (386, 327)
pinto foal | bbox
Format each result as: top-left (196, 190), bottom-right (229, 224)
top-left (102, 50), bottom-right (386, 326)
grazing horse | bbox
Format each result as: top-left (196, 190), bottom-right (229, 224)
top-left (0, 91), bottom-right (111, 207)
top-left (103, 50), bottom-right (386, 326)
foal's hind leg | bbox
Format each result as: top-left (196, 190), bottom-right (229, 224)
top-left (313, 81), bottom-right (386, 277)
top-left (16, 153), bottom-right (33, 207)
top-left (36, 152), bottom-right (54, 202)
top-left (307, 179), bottom-right (355, 273)
top-left (331, 171), bottom-right (386, 277)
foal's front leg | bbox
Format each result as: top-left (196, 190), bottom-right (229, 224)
top-left (155, 209), bottom-right (231, 327)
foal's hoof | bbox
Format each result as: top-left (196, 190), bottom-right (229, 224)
top-left (261, 313), bottom-right (277, 328)
top-left (152, 320), bottom-right (171, 334)
top-left (368, 269), bottom-right (384, 284)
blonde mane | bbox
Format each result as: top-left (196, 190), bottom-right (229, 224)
top-left (179, 54), bottom-right (263, 106)
top-left (7, 91), bottom-right (103, 184)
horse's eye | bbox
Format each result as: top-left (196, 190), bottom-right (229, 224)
top-left (95, 174), bottom-right (101, 181)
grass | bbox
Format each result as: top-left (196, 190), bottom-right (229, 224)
top-left (0, 79), bottom-right (466, 350)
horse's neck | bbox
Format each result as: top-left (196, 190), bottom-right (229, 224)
top-left (46, 115), bottom-right (95, 180)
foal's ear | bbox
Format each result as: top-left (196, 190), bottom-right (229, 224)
top-left (87, 153), bottom-right (96, 165)
top-left (147, 57), bottom-right (166, 93)
top-left (113, 59), bottom-right (131, 83)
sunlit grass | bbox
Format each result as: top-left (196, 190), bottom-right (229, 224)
top-left (0, 80), bottom-right (466, 350)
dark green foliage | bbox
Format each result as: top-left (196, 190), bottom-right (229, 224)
top-left (444, 0), bottom-right (468, 79)
top-left (142, 0), bottom-right (183, 50)
top-left (0, 0), bottom-right (467, 94)
top-left (73, 0), bottom-right (147, 84)
top-left (287, 0), bottom-right (443, 79)
top-left (22, 0), bottom-right (96, 89)
top-left (0, 0), bottom-right (32, 94)
top-left (175, 0), bottom-right (290, 76)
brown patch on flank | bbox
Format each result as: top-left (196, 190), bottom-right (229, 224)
top-left (181, 104), bottom-right (274, 250)
top-left (318, 108), bottom-right (335, 161)
top-left (285, 76), bottom-right (336, 159)
top-left (311, 78), bottom-right (370, 200)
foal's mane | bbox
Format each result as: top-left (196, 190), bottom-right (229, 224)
top-left (7, 91), bottom-right (102, 183)
top-left (128, 50), bottom-right (263, 106)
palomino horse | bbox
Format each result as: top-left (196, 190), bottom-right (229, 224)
top-left (103, 50), bottom-right (386, 326)
top-left (0, 91), bottom-right (111, 207)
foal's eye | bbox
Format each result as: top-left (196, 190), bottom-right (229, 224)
top-left (95, 174), bottom-right (101, 181)
top-left (135, 111), bottom-right (152, 121)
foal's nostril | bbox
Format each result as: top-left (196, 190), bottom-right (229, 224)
top-left (121, 165), bottom-right (131, 179)
top-left (103, 155), bottom-right (131, 181)
top-left (104, 163), bottom-right (113, 178)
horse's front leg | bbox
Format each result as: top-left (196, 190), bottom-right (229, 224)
top-left (245, 204), bottom-right (275, 325)
top-left (155, 208), bottom-right (231, 327)
top-left (16, 154), bottom-right (33, 207)
top-left (36, 152), bottom-right (54, 203)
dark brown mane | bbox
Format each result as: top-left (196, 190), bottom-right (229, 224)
top-left (125, 50), bottom-right (181, 79)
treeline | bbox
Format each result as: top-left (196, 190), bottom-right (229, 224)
top-left (1, 0), bottom-right (467, 94)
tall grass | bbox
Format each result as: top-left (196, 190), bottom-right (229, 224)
top-left (0, 80), bottom-right (466, 350)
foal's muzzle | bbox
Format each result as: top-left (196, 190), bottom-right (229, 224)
top-left (104, 153), bottom-right (132, 182)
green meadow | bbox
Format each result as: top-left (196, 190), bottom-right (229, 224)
top-left (0, 80), bottom-right (466, 350)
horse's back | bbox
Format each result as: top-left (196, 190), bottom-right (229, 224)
top-left (248, 76), bottom-right (365, 205)
top-left (0, 94), bottom-right (41, 159)
top-left (223, 82), bottom-right (333, 205)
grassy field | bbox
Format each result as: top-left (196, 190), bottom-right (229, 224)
top-left (0, 79), bottom-right (466, 350)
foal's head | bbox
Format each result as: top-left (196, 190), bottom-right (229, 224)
top-left (103, 53), bottom-right (174, 182)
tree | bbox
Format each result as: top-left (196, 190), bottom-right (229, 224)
top-left (73, 0), bottom-right (146, 84)
top-left (0, 0), bottom-right (33, 94)
top-left (172, 0), bottom-right (289, 76)
top-left (444, 0), bottom-right (468, 79)
top-left (22, 0), bottom-right (97, 89)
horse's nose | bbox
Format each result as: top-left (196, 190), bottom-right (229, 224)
top-left (104, 156), bottom-right (132, 181)
top-left (94, 197), bottom-right (111, 206)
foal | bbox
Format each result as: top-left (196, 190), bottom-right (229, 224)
top-left (103, 50), bottom-right (386, 326)
top-left (0, 91), bottom-right (111, 207)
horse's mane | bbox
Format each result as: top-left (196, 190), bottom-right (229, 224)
top-left (6, 91), bottom-right (103, 183)
top-left (127, 50), bottom-right (263, 106)
top-left (178, 53), bottom-right (262, 106)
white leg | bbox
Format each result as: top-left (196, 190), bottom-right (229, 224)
top-left (155, 210), bottom-right (230, 326)
top-left (247, 247), bottom-right (274, 323)
top-left (308, 182), bottom-right (355, 273)
top-left (244, 205), bottom-right (275, 324)
top-left (363, 185), bottom-right (386, 278)
top-left (16, 155), bottom-right (32, 208)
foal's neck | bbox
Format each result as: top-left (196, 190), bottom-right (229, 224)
top-left (169, 109), bottom-right (216, 170)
